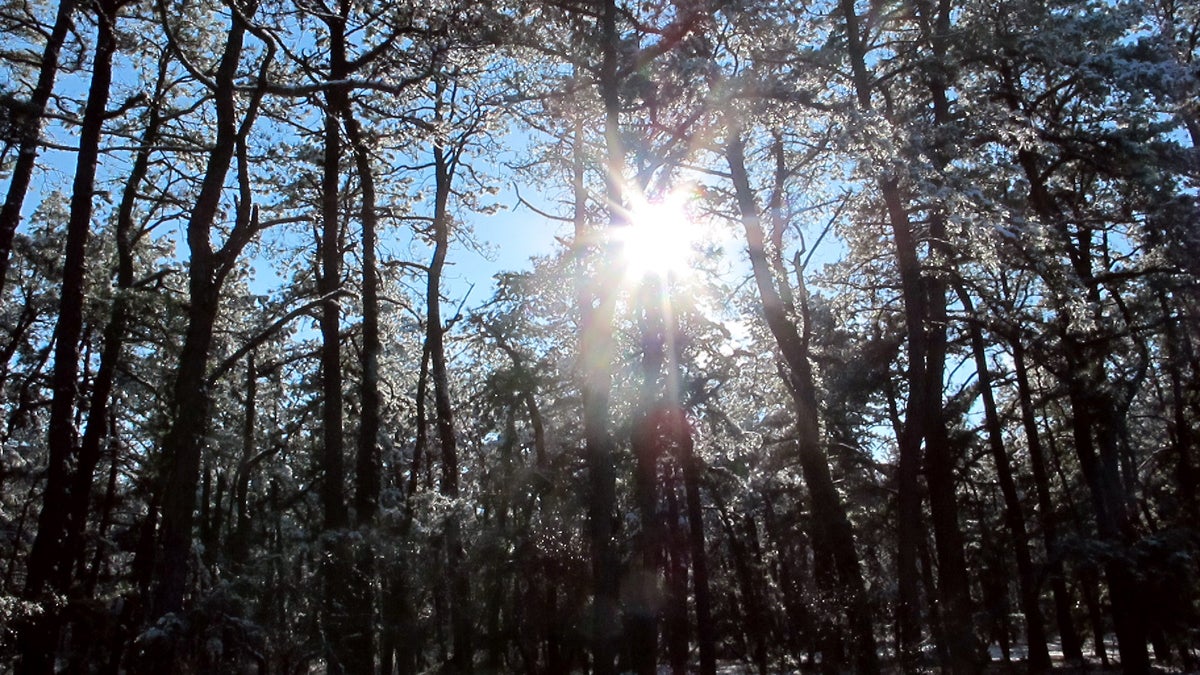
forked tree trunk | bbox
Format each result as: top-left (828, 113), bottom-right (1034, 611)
top-left (151, 0), bottom-right (269, 629)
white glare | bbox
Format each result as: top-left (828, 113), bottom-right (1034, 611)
top-left (616, 192), bottom-right (698, 281)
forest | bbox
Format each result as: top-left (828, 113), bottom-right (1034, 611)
top-left (0, 0), bottom-right (1198, 671)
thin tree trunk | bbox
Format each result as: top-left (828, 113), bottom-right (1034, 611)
top-left (0, 0), bottom-right (77, 298)
top-left (714, 493), bottom-right (768, 675)
top-left (429, 119), bottom-right (473, 673)
top-left (83, 417), bottom-right (121, 595)
top-left (1010, 338), bottom-right (1084, 663)
top-left (408, 341), bottom-right (431, 515)
top-left (955, 285), bottom-right (1050, 670)
top-left (229, 352), bottom-right (257, 570)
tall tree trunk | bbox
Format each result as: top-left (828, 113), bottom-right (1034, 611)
top-left (342, 95), bottom-right (384, 675)
top-left (1010, 338), bottom-right (1084, 663)
top-left (1014, 147), bottom-right (1151, 674)
top-left (725, 134), bottom-right (879, 675)
top-left (344, 109), bottom-right (381, 526)
top-left (834, 1), bottom-right (927, 664)
top-left (910, 0), bottom-right (982, 664)
top-left (64, 47), bottom-right (169, 593)
top-left (315, 87), bottom-right (368, 673)
top-left (429, 122), bottom-right (473, 673)
top-left (679, 426), bottom-right (716, 675)
top-left (19, 4), bottom-right (119, 668)
top-left (1065, 376), bottom-right (1149, 672)
top-left (583, 26), bottom-right (623, 669)
top-left (628, 283), bottom-right (667, 675)
top-left (0, 0), bottom-right (77, 298)
top-left (955, 285), bottom-right (1050, 670)
top-left (914, 213), bottom-right (979, 674)
top-left (151, 0), bottom-right (264, 622)
top-left (663, 482), bottom-right (689, 675)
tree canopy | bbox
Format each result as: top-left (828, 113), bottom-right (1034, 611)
top-left (1, 0), bottom-right (1198, 672)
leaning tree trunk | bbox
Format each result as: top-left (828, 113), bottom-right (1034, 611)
top-left (726, 133), bottom-right (879, 675)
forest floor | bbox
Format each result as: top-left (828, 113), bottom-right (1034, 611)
top-left (702, 641), bottom-right (1199, 674)
top-left (707, 663), bottom-right (1196, 674)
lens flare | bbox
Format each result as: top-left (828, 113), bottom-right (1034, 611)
top-left (615, 190), bottom-right (698, 282)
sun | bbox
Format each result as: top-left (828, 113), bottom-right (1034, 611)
top-left (615, 190), bottom-right (699, 282)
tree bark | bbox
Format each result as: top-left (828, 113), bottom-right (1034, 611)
top-left (344, 109), bottom-right (381, 526)
top-left (581, 25), bottom-right (624, 669)
top-left (229, 352), bottom-right (256, 570)
top-left (1013, 143), bottom-right (1151, 674)
top-left (834, 1), bottom-right (927, 664)
top-left (65, 48), bottom-right (169, 595)
top-left (627, 283), bottom-right (667, 675)
top-left (679, 426), bottom-right (716, 675)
